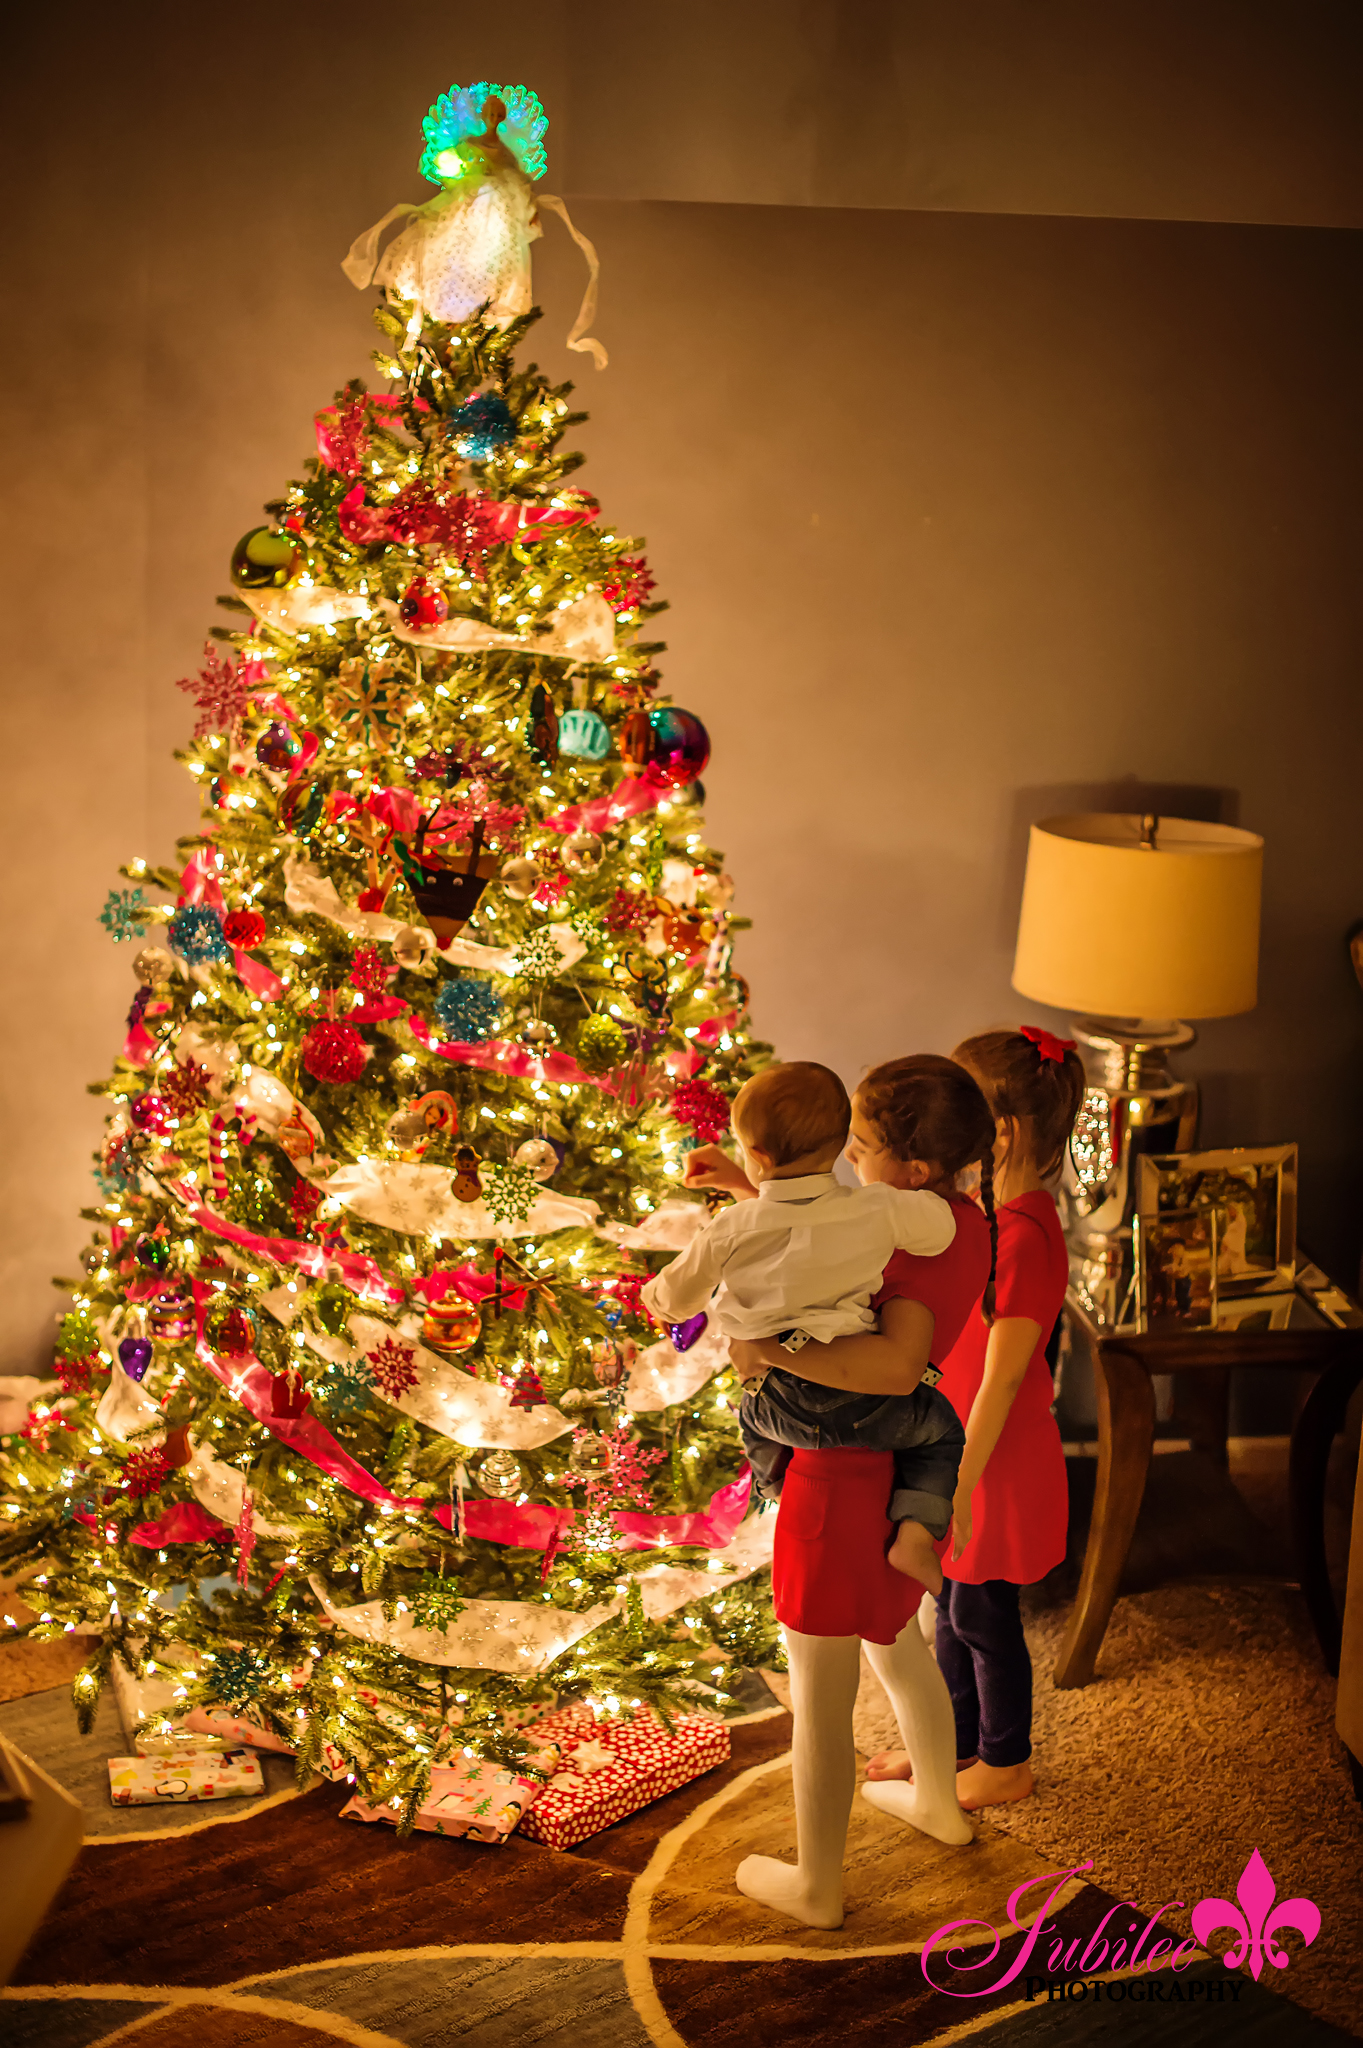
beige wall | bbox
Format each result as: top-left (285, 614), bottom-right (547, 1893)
top-left (2, 8), bottom-right (1361, 1369)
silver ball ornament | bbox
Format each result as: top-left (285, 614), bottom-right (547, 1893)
top-left (391, 925), bottom-right (435, 971)
top-left (133, 946), bottom-right (174, 986)
top-left (500, 856), bottom-right (540, 901)
top-left (513, 1137), bottom-right (559, 1181)
top-left (561, 831), bottom-right (604, 877)
top-left (569, 1430), bottom-right (608, 1473)
top-left (476, 1449), bottom-right (522, 1499)
top-left (520, 1017), bottom-right (559, 1048)
top-left (387, 1109), bottom-right (430, 1149)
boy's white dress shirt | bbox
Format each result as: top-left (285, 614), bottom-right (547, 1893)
top-left (639, 1173), bottom-right (955, 1343)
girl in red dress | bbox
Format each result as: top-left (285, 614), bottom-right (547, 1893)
top-left (864, 1027), bottom-right (1084, 1811)
top-left (697, 1055), bottom-right (997, 1926)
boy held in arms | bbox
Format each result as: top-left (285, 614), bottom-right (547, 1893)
top-left (641, 1062), bottom-right (966, 1594)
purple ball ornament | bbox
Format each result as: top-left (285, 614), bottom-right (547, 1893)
top-left (119, 1337), bottom-right (153, 1382)
top-left (255, 721), bottom-right (301, 772)
top-left (669, 1312), bottom-right (708, 1353)
top-left (620, 706), bottom-right (711, 789)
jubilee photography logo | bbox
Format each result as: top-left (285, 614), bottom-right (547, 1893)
top-left (920, 1849), bottom-right (1321, 2003)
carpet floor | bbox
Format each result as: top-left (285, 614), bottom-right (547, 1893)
top-left (1, 1444), bottom-right (1358, 2048)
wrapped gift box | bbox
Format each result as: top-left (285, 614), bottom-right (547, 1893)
top-left (340, 1756), bottom-right (540, 1843)
top-left (108, 1747), bottom-right (265, 1806)
top-left (517, 1703), bottom-right (730, 1850)
top-left (134, 1730), bottom-right (228, 1757)
top-left (181, 1705), bottom-right (298, 1755)
top-left (110, 1651), bottom-right (199, 1747)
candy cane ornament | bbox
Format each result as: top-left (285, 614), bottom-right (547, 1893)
top-left (208, 1107), bottom-right (259, 1203)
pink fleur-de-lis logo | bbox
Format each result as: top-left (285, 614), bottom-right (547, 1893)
top-left (1191, 1850), bottom-right (1321, 1980)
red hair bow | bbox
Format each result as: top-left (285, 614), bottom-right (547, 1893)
top-left (1020, 1024), bottom-right (1076, 1064)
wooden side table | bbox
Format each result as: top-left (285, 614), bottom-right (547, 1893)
top-left (1054, 1276), bottom-right (1363, 1689)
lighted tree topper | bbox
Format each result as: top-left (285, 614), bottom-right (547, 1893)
top-left (1, 81), bottom-right (778, 1828)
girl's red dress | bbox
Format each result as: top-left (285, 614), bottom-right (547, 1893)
top-left (771, 1197), bottom-right (993, 1642)
top-left (937, 1188), bottom-right (1069, 1587)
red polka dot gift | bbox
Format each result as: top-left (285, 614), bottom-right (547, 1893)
top-left (516, 1701), bottom-right (731, 1852)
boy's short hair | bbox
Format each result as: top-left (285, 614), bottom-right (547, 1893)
top-left (733, 1062), bottom-right (851, 1167)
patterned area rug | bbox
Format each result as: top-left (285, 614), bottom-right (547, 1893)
top-left (2, 1644), bottom-right (1353, 2048)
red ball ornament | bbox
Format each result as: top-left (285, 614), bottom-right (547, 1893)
top-left (223, 909), bottom-right (267, 948)
top-left (349, 944), bottom-right (389, 996)
top-left (619, 706), bottom-right (710, 788)
top-left (399, 576), bottom-right (449, 628)
top-left (302, 1021), bottom-right (368, 1084)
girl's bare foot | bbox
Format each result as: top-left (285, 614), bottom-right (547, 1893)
top-left (955, 1758), bottom-right (1034, 1809)
top-left (887, 1520), bottom-right (943, 1596)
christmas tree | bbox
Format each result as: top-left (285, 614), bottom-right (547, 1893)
top-left (1, 81), bottom-right (779, 1827)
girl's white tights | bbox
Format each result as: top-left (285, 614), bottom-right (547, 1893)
top-left (736, 1622), bottom-right (971, 1930)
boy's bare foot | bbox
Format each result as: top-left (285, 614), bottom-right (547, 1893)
top-left (888, 1519), bottom-right (944, 1596)
top-left (955, 1758), bottom-right (1034, 1810)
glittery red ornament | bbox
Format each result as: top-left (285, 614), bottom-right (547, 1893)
top-left (302, 1021), bottom-right (368, 1084)
top-left (159, 1059), bottom-right (213, 1118)
top-left (671, 1078), bottom-right (731, 1144)
top-left (123, 1445), bottom-right (171, 1498)
top-left (223, 909), bottom-right (267, 948)
top-left (349, 944), bottom-right (389, 996)
top-left (288, 1178), bottom-right (324, 1231)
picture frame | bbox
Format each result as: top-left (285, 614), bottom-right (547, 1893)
top-left (1135, 1145), bottom-right (1297, 1298)
top-left (1135, 1206), bottom-right (1219, 1333)
top-left (1215, 1294), bottom-right (1297, 1334)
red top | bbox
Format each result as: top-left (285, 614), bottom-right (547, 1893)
top-left (873, 1194), bottom-right (993, 1367)
top-left (936, 1189), bottom-right (1069, 1587)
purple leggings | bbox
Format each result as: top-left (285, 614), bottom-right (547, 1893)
top-left (934, 1577), bottom-right (1032, 1767)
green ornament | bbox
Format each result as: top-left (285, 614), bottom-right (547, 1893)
top-left (410, 1571), bottom-right (466, 1631)
top-left (576, 1013), bottom-right (628, 1075)
top-left (481, 1160), bottom-right (538, 1227)
top-left (230, 527), bottom-right (299, 590)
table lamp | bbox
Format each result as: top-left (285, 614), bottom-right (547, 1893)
top-left (1012, 812), bottom-right (1264, 1322)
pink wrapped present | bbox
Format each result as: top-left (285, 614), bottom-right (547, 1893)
top-left (340, 1755), bottom-right (539, 1843)
top-left (517, 1703), bottom-right (730, 1850)
top-left (108, 1747), bottom-right (265, 1805)
top-left (181, 1705), bottom-right (297, 1755)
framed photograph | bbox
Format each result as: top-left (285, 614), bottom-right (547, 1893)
top-left (1135, 1207), bottom-right (1219, 1333)
top-left (1136, 1145), bottom-right (1297, 1297)
top-left (1216, 1294), bottom-right (1297, 1334)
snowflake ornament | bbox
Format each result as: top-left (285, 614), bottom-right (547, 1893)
top-left (512, 927), bottom-right (566, 984)
top-left (159, 1059), bottom-right (213, 1118)
top-left (481, 1160), bottom-right (538, 1227)
top-left (366, 1336), bottom-right (419, 1401)
top-left (206, 1646), bottom-right (272, 1707)
top-left (99, 887), bottom-right (149, 942)
top-left (410, 1571), bottom-right (466, 1631)
top-left (321, 1357), bottom-right (374, 1418)
top-left (175, 642), bottom-right (259, 740)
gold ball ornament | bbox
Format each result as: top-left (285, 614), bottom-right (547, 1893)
top-left (576, 1013), bottom-right (629, 1074)
top-left (133, 947), bottom-right (175, 985)
top-left (512, 1137), bottom-right (559, 1181)
top-left (420, 1294), bottom-right (481, 1355)
top-left (391, 924), bottom-right (435, 971)
top-left (476, 1449), bottom-right (522, 1499)
top-left (561, 831), bottom-right (604, 876)
top-left (500, 856), bottom-right (540, 901)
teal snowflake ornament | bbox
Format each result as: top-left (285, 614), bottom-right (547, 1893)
top-left (481, 1160), bottom-right (537, 1227)
top-left (322, 1358), bottom-right (374, 1418)
top-left (419, 81), bottom-right (548, 186)
top-left (205, 1646), bottom-right (271, 1707)
top-left (99, 887), bottom-right (148, 941)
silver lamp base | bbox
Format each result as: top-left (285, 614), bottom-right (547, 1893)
top-left (1062, 1016), bottom-right (1199, 1327)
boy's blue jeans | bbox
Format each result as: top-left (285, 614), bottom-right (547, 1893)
top-left (739, 1367), bottom-right (965, 1538)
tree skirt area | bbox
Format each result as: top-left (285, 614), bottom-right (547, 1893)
top-left (3, 1447), bottom-right (1360, 2048)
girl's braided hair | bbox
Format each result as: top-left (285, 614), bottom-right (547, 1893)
top-left (856, 1054), bottom-right (1000, 1320)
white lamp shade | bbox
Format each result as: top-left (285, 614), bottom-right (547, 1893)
top-left (1012, 813), bottom-right (1263, 1020)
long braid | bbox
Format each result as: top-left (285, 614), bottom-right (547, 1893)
top-left (978, 1144), bottom-right (998, 1323)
